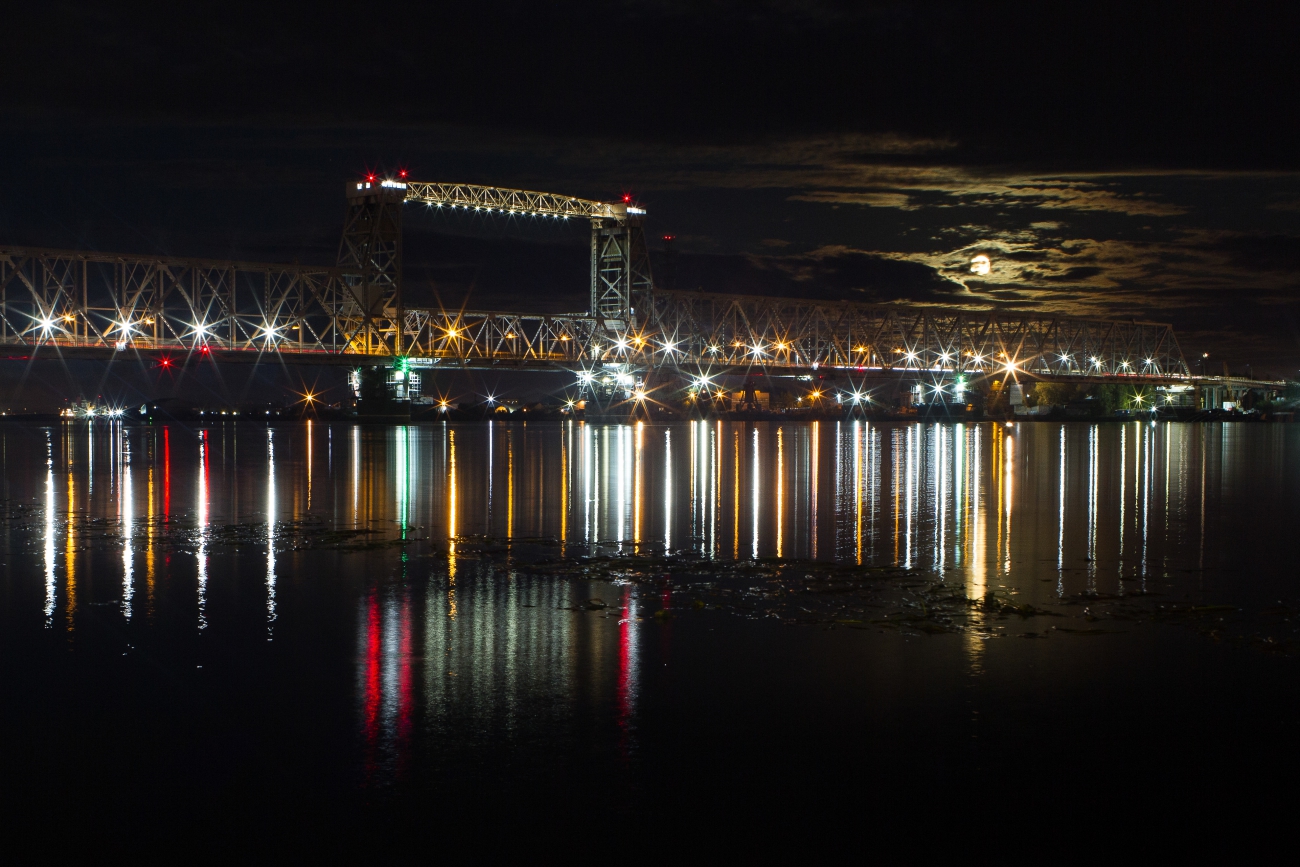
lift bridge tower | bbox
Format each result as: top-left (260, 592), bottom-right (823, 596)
top-left (339, 176), bottom-right (653, 350)
top-left (338, 177), bottom-right (408, 357)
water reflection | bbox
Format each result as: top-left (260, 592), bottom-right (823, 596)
top-left (43, 432), bottom-right (55, 626)
top-left (266, 429), bottom-right (276, 639)
top-left (10, 418), bottom-right (1300, 794)
top-left (197, 430), bottom-right (209, 631)
top-left (121, 429), bottom-right (133, 621)
top-left (13, 421), bottom-right (1259, 613)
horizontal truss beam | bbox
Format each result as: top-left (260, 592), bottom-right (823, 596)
top-left (0, 247), bottom-right (1191, 381)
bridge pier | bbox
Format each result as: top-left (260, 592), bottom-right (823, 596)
top-left (351, 364), bottom-right (413, 420)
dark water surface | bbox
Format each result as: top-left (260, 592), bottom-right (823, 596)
top-left (2, 419), bottom-right (1298, 852)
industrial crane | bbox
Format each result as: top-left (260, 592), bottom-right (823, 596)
top-left (337, 176), bottom-right (653, 354)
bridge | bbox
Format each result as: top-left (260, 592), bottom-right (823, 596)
top-left (0, 173), bottom-right (1226, 408)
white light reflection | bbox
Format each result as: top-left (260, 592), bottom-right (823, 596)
top-left (954, 424), bottom-right (964, 568)
top-left (121, 432), bottom-right (133, 621)
top-left (663, 429), bottom-right (672, 553)
top-left (1141, 422), bottom-right (1151, 578)
top-left (1057, 426), bottom-right (1066, 594)
top-left (904, 426), bottom-right (914, 568)
top-left (751, 427), bottom-right (760, 559)
top-left (352, 426), bottom-right (361, 526)
top-left (618, 426), bottom-right (628, 549)
top-left (968, 426), bottom-right (984, 595)
top-left (936, 425), bottom-right (947, 572)
top-left (689, 421), bottom-right (697, 548)
top-left (582, 423), bottom-right (593, 546)
top-left (776, 427), bottom-right (784, 558)
top-left (197, 431), bottom-right (209, 631)
top-left (1087, 426), bottom-right (1098, 592)
top-left (43, 434), bottom-right (55, 626)
top-left (1119, 425), bottom-right (1127, 575)
top-left (711, 420), bottom-right (720, 559)
top-left (267, 429), bottom-right (277, 638)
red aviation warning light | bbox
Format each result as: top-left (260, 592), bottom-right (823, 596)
top-left (398, 169), bottom-right (408, 179)
top-left (367, 173), bottom-right (376, 182)
top-left (622, 194), bottom-right (631, 203)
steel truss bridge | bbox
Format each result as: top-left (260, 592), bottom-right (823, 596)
top-left (0, 177), bottom-right (1192, 390)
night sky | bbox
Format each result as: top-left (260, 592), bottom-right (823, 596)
top-left (3, 1), bottom-right (1299, 403)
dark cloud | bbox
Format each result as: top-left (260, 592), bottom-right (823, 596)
top-left (1211, 235), bottom-right (1300, 272)
top-left (5, 3), bottom-right (1299, 168)
top-left (670, 246), bottom-right (959, 305)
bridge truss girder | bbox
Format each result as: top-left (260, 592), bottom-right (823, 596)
top-left (632, 290), bottom-right (1191, 380)
top-left (0, 246), bottom-right (1190, 386)
top-left (0, 247), bottom-right (396, 358)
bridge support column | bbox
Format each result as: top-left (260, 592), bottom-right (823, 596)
top-left (351, 365), bottom-right (411, 420)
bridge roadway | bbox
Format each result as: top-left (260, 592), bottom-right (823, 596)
top-left (0, 245), bottom-right (1198, 389)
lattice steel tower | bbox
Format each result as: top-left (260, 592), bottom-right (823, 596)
top-left (338, 179), bottom-right (406, 354)
top-left (591, 202), bottom-right (653, 332)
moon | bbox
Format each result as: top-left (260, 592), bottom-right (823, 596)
top-left (970, 254), bottom-right (991, 276)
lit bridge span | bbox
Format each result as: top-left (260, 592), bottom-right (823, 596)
top-left (0, 176), bottom-right (1191, 388)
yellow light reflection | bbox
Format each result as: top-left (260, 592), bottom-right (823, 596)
top-left (146, 460), bottom-right (155, 616)
top-left (65, 465), bottom-right (76, 631)
top-left (306, 419), bottom-right (313, 511)
top-left (448, 429), bottom-right (458, 619)
top-left (505, 427), bottom-right (514, 541)
top-left (634, 421), bottom-right (644, 549)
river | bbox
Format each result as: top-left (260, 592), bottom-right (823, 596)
top-left (1, 419), bottom-right (1297, 853)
